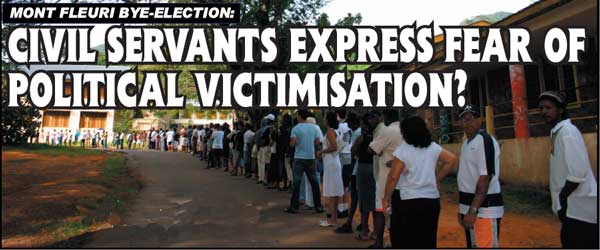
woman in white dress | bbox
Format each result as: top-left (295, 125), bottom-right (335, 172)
top-left (318, 112), bottom-right (345, 227)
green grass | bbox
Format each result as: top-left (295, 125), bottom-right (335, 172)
top-left (101, 156), bottom-right (128, 178)
top-left (440, 176), bottom-right (553, 215)
top-left (51, 222), bottom-right (87, 240)
top-left (3, 143), bottom-right (103, 156)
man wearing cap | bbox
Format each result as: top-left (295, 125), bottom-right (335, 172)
top-left (456, 104), bottom-right (503, 248)
top-left (539, 91), bottom-right (598, 248)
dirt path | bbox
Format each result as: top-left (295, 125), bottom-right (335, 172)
top-left (82, 150), bottom-right (561, 248)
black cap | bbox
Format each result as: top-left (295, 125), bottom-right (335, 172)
top-left (539, 91), bottom-right (566, 108)
top-left (459, 104), bottom-right (481, 119)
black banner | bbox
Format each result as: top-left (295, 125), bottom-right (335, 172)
top-left (2, 3), bottom-right (241, 24)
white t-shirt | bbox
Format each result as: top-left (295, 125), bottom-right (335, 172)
top-left (212, 130), bottom-right (224, 149)
top-left (337, 121), bottom-right (352, 154)
top-left (458, 132), bottom-right (504, 218)
top-left (166, 130), bottom-right (174, 142)
top-left (549, 119), bottom-right (597, 224)
top-left (150, 131), bottom-right (157, 142)
top-left (370, 122), bottom-right (404, 202)
top-left (392, 142), bottom-right (442, 200)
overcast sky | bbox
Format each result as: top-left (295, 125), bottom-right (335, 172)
top-left (84, 0), bottom-right (537, 47)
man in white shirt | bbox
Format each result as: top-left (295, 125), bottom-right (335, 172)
top-left (211, 125), bottom-right (225, 169)
top-left (457, 104), bottom-right (503, 248)
top-left (368, 110), bottom-right (403, 248)
top-left (243, 125), bottom-right (256, 177)
top-left (539, 91), bottom-right (598, 249)
top-left (336, 109), bottom-right (353, 218)
top-left (166, 129), bottom-right (175, 151)
top-left (149, 128), bottom-right (157, 150)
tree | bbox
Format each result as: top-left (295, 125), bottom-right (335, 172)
top-left (1, 81), bottom-right (42, 144)
top-left (236, 0), bottom-right (362, 127)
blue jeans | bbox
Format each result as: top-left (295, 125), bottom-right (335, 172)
top-left (290, 159), bottom-right (322, 210)
top-left (299, 170), bottom-right (321, 203)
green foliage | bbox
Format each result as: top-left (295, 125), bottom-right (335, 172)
top-left (1, 82), bottom-right (42, 145)
top-left (459, 11), bottom-right (512, 25)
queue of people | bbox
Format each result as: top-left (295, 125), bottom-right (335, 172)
top-left (210, 91), bottom-right (595, 249)
top-left (40, 89), bottom-right (597, 248)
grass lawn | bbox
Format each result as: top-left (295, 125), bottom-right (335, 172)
top-left (2, 144), bottom-right (142, 248)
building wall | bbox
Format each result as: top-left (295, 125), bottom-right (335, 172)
top-left (442, 132), bottom-right (598, 188)
top-left (39, 109), bottom-right (115, 142)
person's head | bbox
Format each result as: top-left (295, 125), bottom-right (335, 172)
top-left (382, 109), bottom-right (400, 124)
top-left (297, 109), bottom-right (311, 122)
top-left (326, 111), bottom-right (339, 129)
top-left (335, 109), bottom-right (347, 121)
top-left (361, 113), bottom-right (373, 134)
top-left (539, 91), bottom-right (568, 125)
top-left (282, 113), bottom-right (293, 128)
top-left (459, 104), bottom-right (482, 137)
top-left (367, 110), bottom-right (382, 128)
top-left (401, 116), bottom-right (432, 148)
top-left (346, 112), bottom-right (359, 130)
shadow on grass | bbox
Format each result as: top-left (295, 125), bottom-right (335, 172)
top-left (440, 176), bottom-right (552, 215)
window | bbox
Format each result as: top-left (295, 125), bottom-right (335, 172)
top-left (561, 65), bottom-right (577, 104)
top-left (80, 112), bottom-right (107, 129)
top-left (43, 111), bottom-right (70, 127)
top-left (543, 62), bottom-right (559, 91)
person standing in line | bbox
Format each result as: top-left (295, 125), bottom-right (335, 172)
top-left (278, 114), bottom-right (294, 190)
top-left (179, 127), bottom-right (187, 152)
top-left (318, 112), bottom-right (345, 227)
top-left (206, 124), bottom-right (215, 168)
top-left (456, 104), bottom-right (504, 248)
top-left (383, 116), bottom-right (457, 248)
top-left (222, 123), bottom-right (232, 172)
top-left (211, 124), bottom-right (225, 169)
top-left (539, 91), bottom-right (598, 249)
top-left (74, 129), bottom-right (80, 147)
top-left (243, 124), bottom-right (256, 178)
top-left (349, 114), bottom-right (376, 240)
top-left (303, 116), bottom-right (324, 209)
top-left (197, 125), bottom-right (207, 159)
top-left (191, 125), bottom-right (198, 155)
top-left (102, 131), bottom-right (108, 149)
top-left (119, 132), bottom-right (125, 150)
top-left (256, 116), bottom-right (275, 185)
top-left (268, 119), bottom-right (282, 189)
top-left (166, 128), bottom-right (175, 152)
top-left (285, 109), bottom-right (324, 214)
top-left (335, 112), bottom-right (362, 234)
top-left (367, 109), bottom-right (404, 247)
top-left (336, 109), bottom-right (353, 218)
top-left (232, 122), bottom-right (245, 176)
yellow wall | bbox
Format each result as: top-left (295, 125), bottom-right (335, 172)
top-left (442, 133), bottom-right (598, 187)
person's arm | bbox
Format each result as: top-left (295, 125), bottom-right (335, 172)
top-left (321, 129), bottom-right (338, 154)
top-left (351, 135), bottom-right (363, 158)
top-left (436, 149), bottom-right (458, 184)
top-left (555, 133), bottom-right (588, 221)
top-left (383, 158), bottom-right (406, 211)
top-left (458, 140), bottom-right (488, 228)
